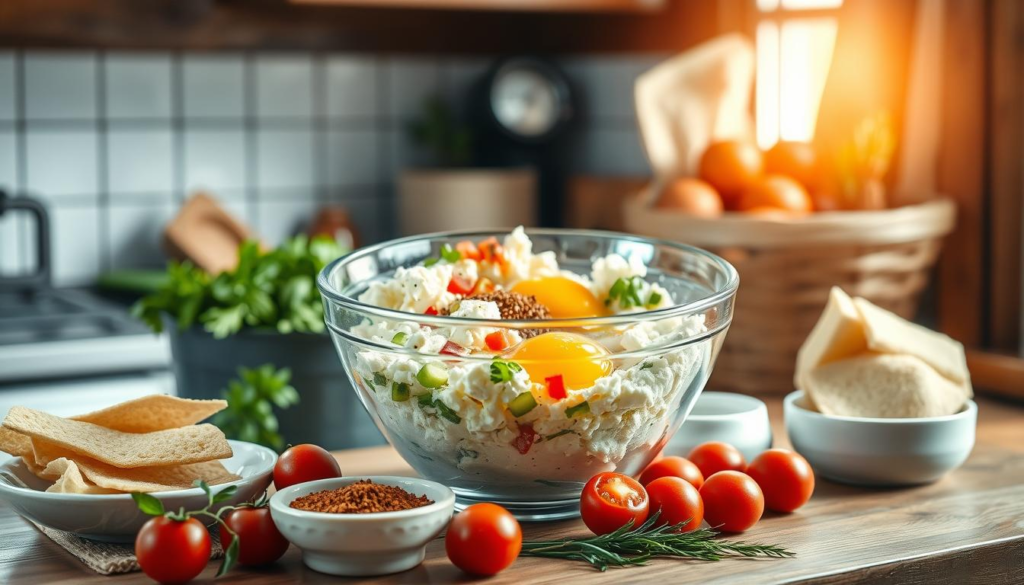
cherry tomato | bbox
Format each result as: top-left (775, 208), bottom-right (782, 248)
top-left (639, 456), bottom-right (705, 490)
top-left (699, 471), bottom-right (764, 533)
top-left (219, 506), bottom-right (290, 566)
top-left (688, 441), bottom-right (747, 478)
top-left (136, 516), bottom-right (211, 584)
top-left (273, 444), bottom-right (342, 490)
top-left (645, 477), bottom-right (704, 533)
top-left (446, 503), bottom-right (522, 575)
top-left (580, 472), bottom-right (650, 536)
top-left (746, 449), bottom-right (815, 513)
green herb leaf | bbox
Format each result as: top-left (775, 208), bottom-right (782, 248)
top-left (131, 492), bottom-right (165, 516)
top-left (373, 372), bottom-right (388, 388)
top-left (640, 362), bottom-right (654, 370)
top-left (212, 485), bottom-right (239, 504)
top-left (490, 360), bottom-right (523, 384)
top-left (212, 364), bottom-right (298, 452)
top-left (440, 243), bottom-right (462, 263)
top-left (217, 533), bottom-right (240, 578)
top-left (647, 291), bottom-right (663, 306)
top-left (433, 399), bottom-right (462, 424)
top-left (424, 257), bottom-right (440, 267)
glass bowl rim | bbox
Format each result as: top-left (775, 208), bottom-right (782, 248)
top-left (316, 227), bottom-right (740, 329)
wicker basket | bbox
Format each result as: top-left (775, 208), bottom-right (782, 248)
top-left (623, 195), bottom-right (957, 394)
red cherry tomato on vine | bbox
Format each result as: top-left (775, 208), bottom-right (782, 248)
top-left (746, 449), bottom-right (815, 513)
top-left (580, 472), bottom-right (650, 535)
top-left (645, 476), bottom-right (704, 533)
top-left (688, 441), bottom-right (747, 478)
top-left (699, 470), bottom-right (764, 532)
top-left (445, 503), bottom-right (522, 575)
top-left (273, 444), bottom-right (342, 490)
top-left (639, 456), bottom-right (705, 489)
top-left (135, 516), bottom-right (211, 584)
top-left (219, 506), bottom-right (290, 566)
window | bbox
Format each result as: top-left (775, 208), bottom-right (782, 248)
top-left (755, 0), bottom-right (843, 149)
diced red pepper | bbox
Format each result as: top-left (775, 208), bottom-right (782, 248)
top-left (446, 276), bottom-right (475, 296)
top-left (456, 240), bottom-right (482, 262)
top-left (485, 331), bottom-right (509, 352)
top-left (440, 340), bottom-right (468, 356)
top-left (424, 306), bottom-right (439, 316)
top-left (545, 374), bottom-right (566, 400)
top-left (479, 237), bottom-right (505, 265)
top-left (512, 424), bottom-right (538, 455)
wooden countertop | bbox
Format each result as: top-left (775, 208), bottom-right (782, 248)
top-left (2, 395), bottom-right (1023, 584)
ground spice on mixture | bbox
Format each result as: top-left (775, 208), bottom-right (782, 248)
top-left (289, 480), bottom-right (433, 514)
top-left (443, 290), bottom-right (551, 337)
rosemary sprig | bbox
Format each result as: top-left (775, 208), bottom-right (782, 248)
top-left (520, 512), bottom-right (793, 571)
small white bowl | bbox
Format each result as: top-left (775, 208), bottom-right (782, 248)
top-left (0, 440), bottom-right (276, 542)
top-left (269, 476), bottom-right (455, 577)
top-left (666, 392), bottom-right (773, 462)
top-left (785, 390), bottom-right (977, 486)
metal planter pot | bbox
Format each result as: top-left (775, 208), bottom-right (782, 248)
top-left (169, 327), bottom-right (384, 451)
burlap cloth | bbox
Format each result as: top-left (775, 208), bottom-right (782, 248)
top-left (32, 521), bottom-right (224, 575)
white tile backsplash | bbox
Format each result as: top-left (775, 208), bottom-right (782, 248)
top-left (0, 52), bottom-right (15, 121)
top-left (184, 129), bottom-right (247, 193)
top-left (256, 56), bottom-right (314, 119)
top-left (24, 52), bottom-right (98, 121)
top-left (0, 130), bottom-right (17, 190)
top-left (182, 55), bottom-right (246, 119)
top-left (257, 129), bottom-right (315, 189)
top-left (106, 200), bottom-right (174, 269)
top-left (107, 129), bottom-right (174, 196)
top-left (387, 58), bottom-right (440, 121)
top-left (325, 56), bottom-right (378, 120)
top-left (326, 129), bottom-right (379, 186)
top-left (104, 54), bottom-right (173, 119)
top-left (26, 129), bottom-right (98, 200)
top-left (49, 203), bottom-right (100, 286)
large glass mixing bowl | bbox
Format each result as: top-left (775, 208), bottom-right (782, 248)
top-left (317, 229), bottom-right (738, 520)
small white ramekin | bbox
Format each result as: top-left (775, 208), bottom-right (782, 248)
top-left (666, 391), bottom-right (773, 462)
top-left (785, 390), bottom-right (977, 486)
top-left (269, 476), bottom-right (455, 577)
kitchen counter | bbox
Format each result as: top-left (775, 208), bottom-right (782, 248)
top-left (2, 395), bottom-right (1023, 584)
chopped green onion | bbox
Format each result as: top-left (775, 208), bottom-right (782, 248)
top-left (391, 332), bottom-right (409, 346)
top-left (372, 372), bottom-right (387, 388)
top-left (647, 291), bottom-right (663, 306)
top-left (417, 392), bottom-right (435, 408)
top-left (640, 362), bottom-right (654, 370)
top-left (508, 392), bottom-right (538, 417)
top-left (565, 401), bottom-right (590, 418)
top-left (440, 243), bottom-right (462, 263)
top-left (434, 399), bottom-right (462, 424)
top-left (416, 363), bottom-right (449, 389)
top-left (391, 382), bottom-right (410, 402)
top-left (544, 429), bottom-right (575, 441)
top-left (424, 257), bottom-right (440, 267)
top-left (490, 360), bottom-right (524, 384)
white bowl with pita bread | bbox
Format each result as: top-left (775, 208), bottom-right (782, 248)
top-left (0, 440), bottom-right (275, 542)
top-left (785, 391), bottom-right (976, 486)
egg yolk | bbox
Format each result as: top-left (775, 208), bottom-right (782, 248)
top-left (510, 277), bottom-right (607, 319)
top-left (508, 332), bottom-right (612, 390)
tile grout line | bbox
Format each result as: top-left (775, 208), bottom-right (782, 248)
top-left (244, 52), bottom-right (259, 230)
top-left (13, 50), bottom-right (28, 271)
top-left (97, 50), bottom-right (111, 276)
top-left (172, 52), bottom-right (186, 208)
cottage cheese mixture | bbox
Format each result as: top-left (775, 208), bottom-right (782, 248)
top-left (350, 228), bottom-right (708, 487)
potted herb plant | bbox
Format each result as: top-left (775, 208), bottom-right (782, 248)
top-left (398, 96), bottom-right (537, 235)
top-left (133, 235), bottom-right (383, 450)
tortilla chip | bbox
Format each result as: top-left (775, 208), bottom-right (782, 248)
top-left (3, 407), bottom-right (232, 469)
top-left (31, 440), bottom-right (239, 493)
top-left (805, 353), bottom-right (970, 418)
top-left (0, 425), bottom-right (32, 457)
top-left (71, 395), bottom-right (228, 433)
top-left (43, 458), bottom-right (118, 494)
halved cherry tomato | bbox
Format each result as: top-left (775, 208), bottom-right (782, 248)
top-left (699, 470), bottom-right (764, 532)
top-left (440, 340), bottom-right (468, 356)
top-left (424, 306), bottom-right (439, 316)
top-left (447, 276), bottom-right (475, 296)
top-left (688, 441), bottom-right (747, 478)
top-left (446, 503), bottom-right (522, 575)
top-left (273, 444), bottom-right (342, 490)
top-left (639, 456), bottom-right (705, 490)
top-left (545, 374), bottom-right (566, 400)
top-left (580, 472), bottom-right (650, 535)
top-left (646, 476), bottom-right (704, 532)
top-left (456, 240), bottom-right (483, 262)
top-left (746, 449), bottom-right (815, 513)
top-left (219, 506), bottom-right (290, 566)
top-left (485, 331), bottom-right (509, 352)
top-left (511, 424), bottom-right (537, 455)
top-left (136, 516), bottom-right (211, 584)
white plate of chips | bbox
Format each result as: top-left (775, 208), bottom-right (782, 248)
top-left (0, 396), bottom-right (277, 542)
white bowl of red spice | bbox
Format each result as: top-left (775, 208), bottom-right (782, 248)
top-left (269, 476), bottom-right (455, 577)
